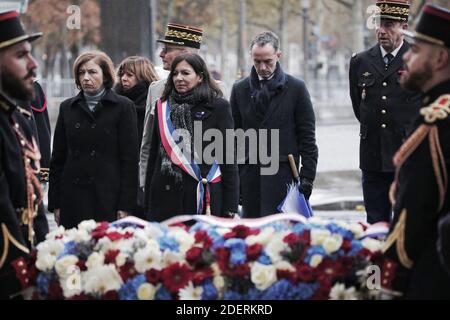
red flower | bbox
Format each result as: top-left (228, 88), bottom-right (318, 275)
top-left (91, 230), bottom-right (107, 240)
top-left (161, 263), bottom-right (192, 293)
top-left (224, 225), bottom-right (259, 239)
top-left (284, 233), bottom-right (301, 246)
top-left (357, 248), bottom-right (373, 260)
top-left (299, 230), bottom-right (311, 244)
top-left (246, 244), bottom-right (263, 261)
top-left (195, 231), bottom-right (213, 249)
top-left (215, 247), bottom-right (230, 270)
top-left (48, 282), bottom-right (64, 300)
top-left (341, 239), bottom-right (352, 252)
top-left (76, 260), bottom-right (87, 272)
top-left (317, 258), bottom-right (345, 278)
top-left (296, 264), bottom-right (317, 282)
top-left (104, 250), bottom-right (120, 265)
top-left (103, 291), bottom-right (119, 300)
top-left (145, 269), bottom-right (161, 285)
top-left (106, 231), bottom-right (124, 241)
top-left (186, 247), bottom-right (204, 265)
top-left (124, 231), bottom-right (134, 239)
top-left (338, 256), bottom-right (354, 272)
top-left (277, 269), bottom-right (298, 284)
top-left (168, 222), bottom-right (188, 231)
top-left (192, 267), bottom-right (214, 286)
top-left (228, 264), bottom-right (250, 278)
top-left (119, 262), bottom-right (138, 282)
top-left (69, 294), bottom-right (92, 300)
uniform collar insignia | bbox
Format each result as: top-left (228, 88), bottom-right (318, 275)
top-left (420, 94), bottom-right (450, 124)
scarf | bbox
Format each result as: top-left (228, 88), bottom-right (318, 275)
top-left (159, 89), bottom-right (200, 182)
top-left (83, 87), bottom-right (105, 112)
top-left (115, 81), bottom-right (149, 108)
top-left (249, 62), bottom-right (287, 117)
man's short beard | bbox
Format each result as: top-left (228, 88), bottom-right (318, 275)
top-left (400, 62), bottom-right (432, 93)
top-left (0, 64), bottom-right (35, 101)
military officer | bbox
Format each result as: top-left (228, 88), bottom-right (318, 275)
top-left (381, 3), bottom-right (450, 299)
top-left (0, 11), bottom-right (43, 299)
top-left (349, 0), bottom-right (421, 224)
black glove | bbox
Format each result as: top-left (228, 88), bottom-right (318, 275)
top-left (299, 178), bottom-right (313, 200)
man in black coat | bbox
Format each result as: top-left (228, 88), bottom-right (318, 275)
top-left (381, 3), bottom-right (450, 299)
top-left (230, 31), bottom-right (318, 218)
top-left (0, 10), bottom-right (43, 299)
top-left (349, 0), bottom-right (421, 224)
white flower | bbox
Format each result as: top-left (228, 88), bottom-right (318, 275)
top-left (329, 283), bottom-right (359, 300)
top-left (114, 253), bottom-right (127, 267)
top-left (86, 252), bottom-right (105, 270)
top-left (162, 250), bottom-right (183, 266)
top-left (144, 224), bottom-right (165, 239)
top-left (246, 227), bottom-right (275, 246)
top-left (308, 217), bottom-right (328, 225)
top-left (311, 229), bottom-right (331, 246)
top-left (77, 220), bottom-right (97, 232)
top-left (60, 267), bottom-right (82, 298)
top-left (82, 264), bottom-right (123, 295)
top-left (137, 283), bottom-right (157, 300)
top-left (251, 262), bottom-right (277, 291)
top-left (178, 282), bottom-right (203, 300)
top-left (266, 231), bottom-right (289, 263)
top-left (274, 261), bottom-right (296, 272)
top-left (167, 228), bottom-right (195, 255)
top-left (211, 263), bottom-right (221, 276)
top-left (322, 234), bottom-right (343, 254)
top-left (309, 254), bottom-right (324, 268)
top-left (55, 255), bottom-right (79, 278)
top-left (65, 229), bottom-right (91, 243)
top-left (347, 223), bottom-right (365, 239)
top-left (45, 226), bottom-right (66, 240)
top-left (35, 240), bottom-right (65, 271)
top-left (134, 246), bottom-right (163, 272)
top-left (361, 238), bottom-right (383, 252)
top-left (213, 275), bottom-right (225, 291)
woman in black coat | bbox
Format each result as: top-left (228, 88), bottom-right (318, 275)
top-left (144, 54), bottom-right (239, 222)
top-left (115, 56), bottom-right (159, 149)
top-left (48, 51), bottom-right (139, 229)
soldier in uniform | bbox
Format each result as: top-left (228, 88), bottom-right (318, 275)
top-left (349, 0), bottom-right (421, 224)
top-left (0, 11), bottom-right (43, 299)
top-left (381, 3), bottom-right (450, 299)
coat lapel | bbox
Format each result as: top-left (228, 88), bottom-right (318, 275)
top-left (369, 45), bottom-right (386, 77)
top-left (383, 42), bottom-right (410, 80)
top-left (262, 85), bottom-right (288, 124)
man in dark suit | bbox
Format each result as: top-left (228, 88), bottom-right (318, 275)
top-left (230, 31), bottom-right (318, 218)
top-left (349, 0), bottom-right (421, 224)
top-left (0, 11), bottom-right (43, 299)
top-left (381, 3), bottom-right (450, 299)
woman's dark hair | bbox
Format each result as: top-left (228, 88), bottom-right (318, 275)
top-left (161, 53), bottom-right (223, 103)
top-left (73, 51), bottom-right (116, 90)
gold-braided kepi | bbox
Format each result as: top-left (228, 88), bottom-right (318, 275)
top-left (157, 23), bottom-right (203, 49)
top-left (375, 0), bottom-right (410, 22)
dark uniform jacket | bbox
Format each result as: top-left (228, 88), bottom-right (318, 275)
top-left (349, 42), bottom-right (421, 172)
top-left (144, 97), bottom-right (239, 222)
top-left (230, 73), bottom-right (318, 217)
top-left (0, 94), bottom-right (37, 299)
top-left (382, 80), bottom-right (450, 299)
top-left (48, 90), bottom-right (139, 229)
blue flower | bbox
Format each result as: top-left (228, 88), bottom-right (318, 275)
top-left (245, 287), bottom-right (263, 300)
top-left (118, 275), bottom-right (146, 300)
top-left (207, 229), bottom-right (225, 250)
top-left (36, 272), bottom-right (50, 297)
top-left (201, 280), bottom-right (218, 300)
top-left (190, 222), bottom-right (209, 233)
top-left (224, 239), bottom-right (247, 265)
top-left (58, 241), bottom-right (77, 258)
top-left (155, 286), bottom-right (172, 300)
top-left (293, 223), bottom-right (311, 235)
top-left (305, 246), bottom-right (327, 264)
top-left (348, 240), bottom-right (363, 257)
top-left (326, 223), bottom-right (354, 240)
top-left (294, 282), bottom-right (318, 300)
top-left (223, 290), bottom-right (243, 300)
top-left (260, 280), bottom-right (294, 300)
top-left (257, 252), bottom-right (272, 265)
top-left (158, 236), bottom-right (179, 252)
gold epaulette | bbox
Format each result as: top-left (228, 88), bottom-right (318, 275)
top-left (39, 168), bottom-right (49, 182)
top-left (420, 94), bottom-right (450, 124)
top-left (16, 106), bottom-right (32, 119)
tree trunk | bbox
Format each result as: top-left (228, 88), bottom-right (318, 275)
top-left (237, 0), bottom-right (247, 79)
top-left (220, 0), bottom-right (229, 84)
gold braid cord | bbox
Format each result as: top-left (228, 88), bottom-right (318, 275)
top-left (12, 121), bottom-right (43, 246)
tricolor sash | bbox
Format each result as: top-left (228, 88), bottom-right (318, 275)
top-left (157, 99), bottom-right (221, 215)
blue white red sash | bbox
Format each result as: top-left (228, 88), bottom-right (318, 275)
top-left (157, 99), bottom-right (221, 215)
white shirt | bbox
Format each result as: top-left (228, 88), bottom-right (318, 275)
top-left (380, 40), bottom-right (404, 62)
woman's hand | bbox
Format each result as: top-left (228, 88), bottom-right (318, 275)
top-left (54, 209), bottom-right (61, 226)
top-left (117, 210), bottom-right (129, 219)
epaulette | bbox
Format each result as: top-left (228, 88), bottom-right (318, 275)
top-left (0, 99), bottom-right (10, 112)
top-left (16, 106), bottom-right (32, 119)
top-left (420, 94), bottom-right (450, 124)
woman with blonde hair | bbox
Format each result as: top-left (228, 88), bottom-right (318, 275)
top-left (115, 56), bottom-right (159, 149)
top-left (49, 51), bottom-right (139, 228)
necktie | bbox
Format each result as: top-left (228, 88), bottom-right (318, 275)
top-left (384, 53), bottom-right (394, 66)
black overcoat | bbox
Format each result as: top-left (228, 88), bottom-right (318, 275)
top-left (349, 42), bottom-right (421, 172)
top-left (144, 97), bottom-right (239, 222)
top-left (230, 74), bottom-right (318, 217)
top-left (48, 90), bottom-right (139, 228)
